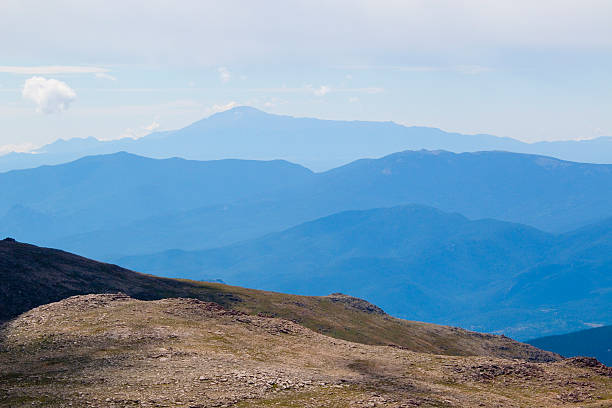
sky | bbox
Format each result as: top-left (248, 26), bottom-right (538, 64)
top-left (1, 0), bottom-right (612, 153)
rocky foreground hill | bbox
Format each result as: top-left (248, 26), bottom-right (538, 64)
top-left (1, 293), bottom-right (611, 407)
top-left (1, 239), bottom-right (612, 406)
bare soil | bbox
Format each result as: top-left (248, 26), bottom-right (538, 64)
top-left (1, 294), bottom-right (610, 408)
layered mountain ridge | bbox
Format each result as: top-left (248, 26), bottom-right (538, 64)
top-left (2, 106), bottom-right (612, 173)
top-left (2, 149), bottom-right (612, 261)
top-left (2, 149), bottom-right (611, 340)
top-left (119, 205), bottom-right (612, 340)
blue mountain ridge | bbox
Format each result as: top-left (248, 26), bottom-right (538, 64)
top-left (116, 204), bottom-right (612, 340)
top-left (2, 149), bottom-right (612, 261)
top-left (2, 149), bottom-right (611, 340)
top-left (528, 325), bottom-right (612, 366)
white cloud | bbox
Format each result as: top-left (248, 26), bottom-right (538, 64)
top-left (0, 65), bottom-right (109, 75)
top-left (117, 127), bottom-right (138, 139)
top-left (22, 76), bottom-right (77, 114)
top-left (218, 67), bottom-right (231, 83)
top-left (143, 121), bottom-right (160, 132)
top-left (313, 85), bottom-right (331, 96)
top-left (0, 142), bottom-right (37, 154)
top-left (117, 121), bottom-right (160, 140)
top-left (348, 97), bottom-right (359, 103)
top-left (94, 72), bottom-right (117, 81)
top-left (210, 101), bottom-right (238, 113)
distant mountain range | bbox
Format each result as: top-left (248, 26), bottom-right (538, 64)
top-left (528, 325), bottom-right (612, 366)
top-left (2, 106), bottom-right (612, 172)
top-left (0, 153), bottom-right (311, 249)
top-left (2, 148), bottom-right (611, 340)
top-left (2, 149), bottom-right (612, 261)
top-left (118, 205), bottom-right (612, 340)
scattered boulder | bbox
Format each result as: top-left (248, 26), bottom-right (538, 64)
top-left (326, 293), bottom-right (386, 315)
top-left (451, 361), bottom-right (545, 382)
top-left (562, 356), bottom-right (612, 376)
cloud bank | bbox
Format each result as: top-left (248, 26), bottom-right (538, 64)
top-left (22, 77), bottom-right (77, 114)
top-left (95, 72), bottom-right (117, 81)
top-left (210, 101), bottom-right (238, 113)
top-left (143, 121), bottom-right (160, 131)
top-left (1, 66), bottom-right (109, 75)
top-left (2, 1), bottom-right (611, 67)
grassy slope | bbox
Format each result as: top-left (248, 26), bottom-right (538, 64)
top-left (184, 280), bottom-right (558, 361)
top-left (0, 239), bottom-right (557, 361)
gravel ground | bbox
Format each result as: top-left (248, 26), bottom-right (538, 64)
top-left (1, 294), bottom-right (611, 408)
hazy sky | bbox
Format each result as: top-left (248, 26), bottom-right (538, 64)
top-left (1, 0), bottom-right (611, 153)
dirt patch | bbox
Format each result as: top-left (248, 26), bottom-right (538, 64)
top-left (450, 361), bottom-right (545, 382)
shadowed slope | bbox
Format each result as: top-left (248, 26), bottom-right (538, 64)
top-left (0, 238), bottom-right (557, 361)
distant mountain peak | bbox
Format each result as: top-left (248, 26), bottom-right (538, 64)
top-left (178, 106), bottom-right (282, 132)
top-left (69, 150), bottom-right (145, 164)
top-left (3, 104), bottom-right (612, 174)
top-left (207, 106), bottom-right (270, 120)
top-left (225, 105), bottom-right (265, 114)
